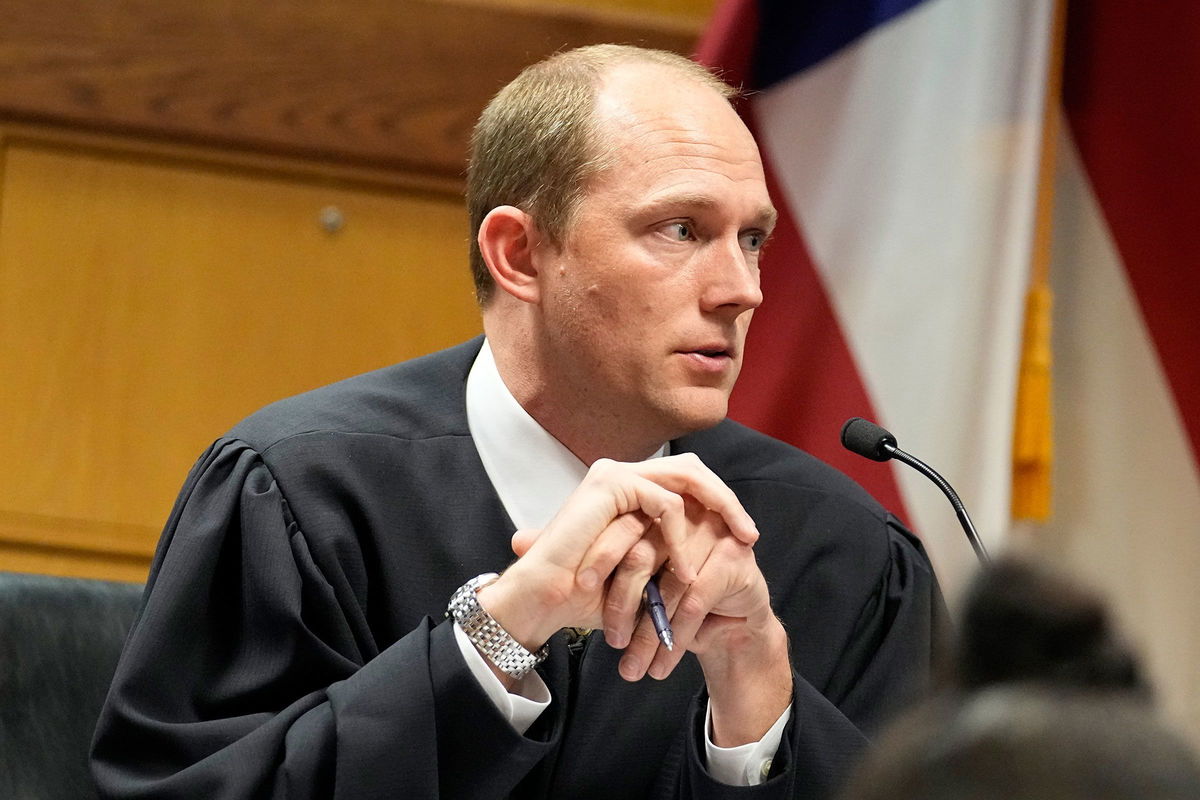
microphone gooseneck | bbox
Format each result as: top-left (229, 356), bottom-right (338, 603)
top-left (840, 417), bottom-right (990, 564)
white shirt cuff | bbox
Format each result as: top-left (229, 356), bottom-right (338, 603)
top-left (704, 700), bottom-right (793, 786)
top-left (453, 621), bottom-right (551, 735)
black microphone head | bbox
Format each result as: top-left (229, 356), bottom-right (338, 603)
top-left (841, 417), bottom-right (898, 462)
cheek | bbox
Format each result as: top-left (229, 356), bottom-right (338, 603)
top-left (582, 280), bottom-right (651, 324)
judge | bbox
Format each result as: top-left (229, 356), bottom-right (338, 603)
top-left (91, 45), bottom-right (942, 799)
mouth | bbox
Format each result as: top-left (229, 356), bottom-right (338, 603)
top-left (681, 343), bottom-right (736, 360)
top-left (677, 344), bottom-right (737, 372)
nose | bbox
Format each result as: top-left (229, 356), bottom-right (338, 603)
top-left (699, 236), bottom-right (763, 315)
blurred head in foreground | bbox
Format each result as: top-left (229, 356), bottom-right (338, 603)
top-left (841, 556), bottom-right (1191, 800)
top-left (841, 686), bottom-right (1200, 800)
top-left (952, 555), bottom-right (1148, 694)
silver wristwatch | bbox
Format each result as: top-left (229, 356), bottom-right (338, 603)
top-left (447, 572), bottom-right (549, 680)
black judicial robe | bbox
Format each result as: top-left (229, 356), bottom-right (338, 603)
top-left (91, 337), bottom-right (942, 800)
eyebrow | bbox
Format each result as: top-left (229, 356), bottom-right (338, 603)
top-left (638, 192), bottom-right (778, 231)
top-left (756, 204), bottom-right (779, 232)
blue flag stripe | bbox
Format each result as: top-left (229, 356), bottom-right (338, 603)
top-left (752, 0), bottom-right (929, 89)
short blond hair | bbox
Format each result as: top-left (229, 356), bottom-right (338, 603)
top-left (466, 44), bottom-right (737, 304)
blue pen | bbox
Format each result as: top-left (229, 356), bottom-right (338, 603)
top-left (645, 576), bottom-right (674, 651)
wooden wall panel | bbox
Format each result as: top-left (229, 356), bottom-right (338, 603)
top-left (0, 0), bottom-right (710, 579)
top-left (0, 514), bottom-right (151, 583)
top-left (0, 132), bottom-right (480, 579)
top-left (0, 0), bottom-right (701, 184)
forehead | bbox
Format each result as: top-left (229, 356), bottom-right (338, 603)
top-left (587, 63), bottom-right (771, 216)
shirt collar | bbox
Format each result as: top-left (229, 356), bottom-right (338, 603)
top-left (465, 339), bottom-right (667, 531)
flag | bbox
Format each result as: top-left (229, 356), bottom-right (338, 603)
top-left (1046, 0), bottom-right (1200, 741)
top-left (699, 0), bottom-right (1200, 743)
top-left (698, 0), bottom-right (1058, 594)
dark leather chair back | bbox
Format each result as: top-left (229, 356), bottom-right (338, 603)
top-left (0, 571), bottom-right (143, 800)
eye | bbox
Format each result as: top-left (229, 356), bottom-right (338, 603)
top-left (664, 222), bottom-right (694, 241)
top-left (740, 230), bottom-right (767, 252)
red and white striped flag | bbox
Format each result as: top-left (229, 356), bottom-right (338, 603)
top-left (1047, 1), bottom-right (1200, 735)
top-left (698, 0), bottom-right (1059, 592)
top-left (698, 0), bottom-right (1200, 738)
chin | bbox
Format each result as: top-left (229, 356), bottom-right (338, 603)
top-left (659, 392), bottom-right (730, 437)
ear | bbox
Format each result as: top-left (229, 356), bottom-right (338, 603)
top-left (477, 205), bottom-right (544, 304)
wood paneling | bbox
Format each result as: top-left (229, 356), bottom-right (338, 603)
top-left (0, 0), bottom-right (701, 184)
top-left (0, 130), bottom-right (481, 579)
top-left (0, 513), bottom-right (151, 583)
top-left (0, 0), bottom-right (711, 579)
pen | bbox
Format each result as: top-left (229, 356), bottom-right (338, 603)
top-left (645, 576), bottom-right (674, 651)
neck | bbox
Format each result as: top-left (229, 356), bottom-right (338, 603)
top-left (483, 316), bottom-right (669, 465)
top-left (521, 392), bottom-right (666, 466)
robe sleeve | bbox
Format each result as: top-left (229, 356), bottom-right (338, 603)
top-left (91, 438), bottom-right (558, 799)
top-left (662, 517), bottom-right (943, 800)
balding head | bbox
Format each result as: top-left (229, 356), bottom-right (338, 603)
top-left (466, 44), bottom-right (738, 305)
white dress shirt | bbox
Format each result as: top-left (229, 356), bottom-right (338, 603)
top-left (455, 339), bottom-right (788, 786)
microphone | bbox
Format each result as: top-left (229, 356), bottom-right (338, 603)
top-left (841, 417), bottom-right (990, 564)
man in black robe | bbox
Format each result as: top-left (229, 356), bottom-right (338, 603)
top-left (91, 45), bottom-right (942, 799)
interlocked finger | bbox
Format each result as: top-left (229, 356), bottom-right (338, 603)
top-left (629, 453), bottom-right (759, 546)
top-left (617, 569), bottom-right (690, 681)
top-left (572, 464), bottom-right (695, 583)
top-left (602, 535), bottom-right (668, 648)
top-left (573, 511), bottom-right (653, 592)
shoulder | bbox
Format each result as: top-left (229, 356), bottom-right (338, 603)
top-left (226, 337), bottom-right (483, 452)
top-left (676, 419), bottom-right (918, 578)
top-left (676, 419), bottom-right (887, 522)
top-left (682, 423), bottom-right (939, 653)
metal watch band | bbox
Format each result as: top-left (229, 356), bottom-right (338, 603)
top-left (447, 572), bottom-right (549, 680)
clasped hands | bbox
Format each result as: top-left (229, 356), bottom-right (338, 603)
top-left (476, 453), bottom-right (793, 743)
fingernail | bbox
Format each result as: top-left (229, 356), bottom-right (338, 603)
top-left (607, 630), bottom-right (627, 649)
top-left (619, 656), bottom-right (641, 681)
top-left (578, 568), bottom-right (598, 590)
top-left (649, 663), bottom-right (667, 680)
